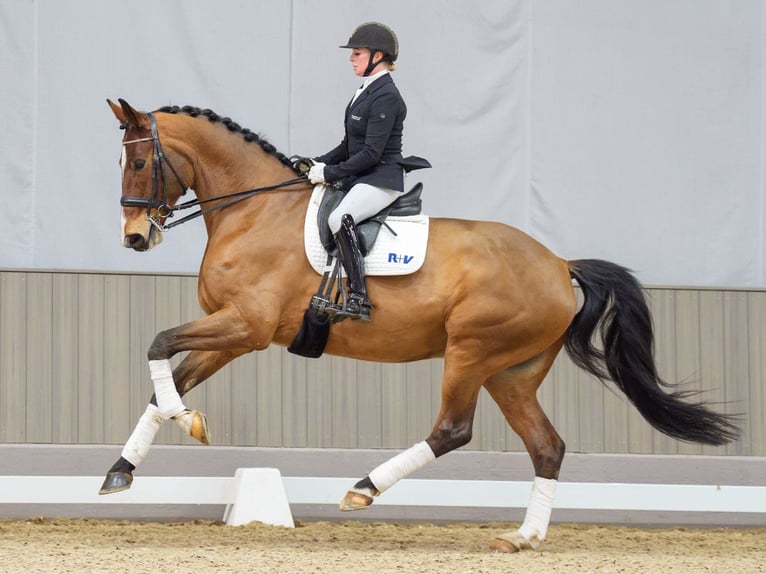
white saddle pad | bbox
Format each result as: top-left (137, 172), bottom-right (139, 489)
top-left (303, 185), bottom-right (429, 276)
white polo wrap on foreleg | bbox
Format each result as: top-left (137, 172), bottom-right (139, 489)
top-left (149, 359), bottom-right (186, 419)
top-left (121, 404), bottom-right (164, 467)
top-left (368, 440), bottom-right (435, 493)
top-left (518, 476), bottom-right (557, 546)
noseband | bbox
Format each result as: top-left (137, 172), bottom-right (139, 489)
top-left (120, 112), bottom-right (307, 231)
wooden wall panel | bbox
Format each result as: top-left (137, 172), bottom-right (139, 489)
top-left (1, 273), bottom-right (28, 443)
top-left (77, 274), bottom-right (106, 443)
top-left (380, 361), bottom-right (407, 449)
top-left (25, 273), bottom-right (52, 443)
top-left (672, 290), bottom-right (704, 456)
top-left (52, 273), bottom-right (78, 443)
top-left (102, 274), bottom-right (132, 444)
top-left (747, 292), bottom-right (766, 455)
top-left (0, 270), bottom-right (761, 458)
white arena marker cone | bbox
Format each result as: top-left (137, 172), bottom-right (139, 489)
top-left (224, 467), bottom-right (294, 527)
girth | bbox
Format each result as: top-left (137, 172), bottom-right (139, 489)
top-left (317, 182), bottom-right (423, 257)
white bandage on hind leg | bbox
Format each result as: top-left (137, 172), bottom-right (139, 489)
top-left (121, 404), bottom-right (164, 467)
top-left (368, 441), bottom-right (436, 493)
top-left (517, 476), bottom-right (557, 547)
top-left (149, 359), bottom-right (186, 419)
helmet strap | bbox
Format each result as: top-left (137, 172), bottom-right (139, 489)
top-left (363, 51), bottom-right (385, 77)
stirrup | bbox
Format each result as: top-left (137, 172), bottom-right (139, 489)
top-left (345, 293), bottom-right (372, 321)
top-left (327, 293), bottom-right (372, 323)
top-left (310, 293), bottom-right (372, 323)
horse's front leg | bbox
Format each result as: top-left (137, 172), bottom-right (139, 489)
top-left (340, 356), bottom-right (483, 510)
top-left (100, 308), bottom-right (253, 494)
top-left (147, 306), bottom-right (255, 438)
top-left (100, 348), bottom-right (242, 494)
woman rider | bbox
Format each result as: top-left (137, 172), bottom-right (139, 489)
top-left (308, 22), bottom-right (420, 322)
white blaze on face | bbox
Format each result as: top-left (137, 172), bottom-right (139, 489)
top-left (120, 145), bottom-right (128, 241)
top-left (120, 210), bottom-right (127, 243)
top-left (120, 145), bottom-right (127, 176)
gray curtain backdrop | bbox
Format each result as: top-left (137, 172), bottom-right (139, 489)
top-left (1, 0), bottom-right (764, 287)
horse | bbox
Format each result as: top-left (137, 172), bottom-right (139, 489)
top-left (101, 98), bottom-right (739, 553)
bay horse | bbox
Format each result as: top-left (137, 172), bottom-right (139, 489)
top-left (102, 98), bottom-right (738, 553)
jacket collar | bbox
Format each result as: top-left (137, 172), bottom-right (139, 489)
top-left (347, 73), bottom-right (393, 112)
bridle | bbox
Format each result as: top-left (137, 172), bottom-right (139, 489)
top-left (120, 112), bottom-right (307, 231)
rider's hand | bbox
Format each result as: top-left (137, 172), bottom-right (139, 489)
top-left (290, 155), bottom-right (314, 175)
top-left (308, 163), bottom-right (326, 184)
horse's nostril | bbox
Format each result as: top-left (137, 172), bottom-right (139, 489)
top-left (125, 233), bottom-right (146, 250)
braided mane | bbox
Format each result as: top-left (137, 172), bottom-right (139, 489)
top-left (156, 105), bottom-right (295, 171)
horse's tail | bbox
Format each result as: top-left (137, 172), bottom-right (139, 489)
top-left (565, 259), bottom-right (740, 446)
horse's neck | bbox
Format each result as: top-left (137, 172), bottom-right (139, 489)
top-left (190, 142), bottom-right (308, 237)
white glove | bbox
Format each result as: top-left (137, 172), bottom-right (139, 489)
top-left (308, 162), bottom-right (326, 184)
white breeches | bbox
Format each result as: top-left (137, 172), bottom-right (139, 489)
top-left (328, 183), bottom-right (401, 234)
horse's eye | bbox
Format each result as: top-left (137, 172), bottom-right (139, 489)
top-left (133, 159), bottom-right (146, 170)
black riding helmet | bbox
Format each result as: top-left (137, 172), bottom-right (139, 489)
top-left (340, 22), bottom-right (399, 76)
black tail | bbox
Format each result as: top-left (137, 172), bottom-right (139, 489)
top-left (565, 259), bottom-right (740, 446)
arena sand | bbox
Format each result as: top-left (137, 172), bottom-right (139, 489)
top-left (0, 518), bottom-right (764, 573)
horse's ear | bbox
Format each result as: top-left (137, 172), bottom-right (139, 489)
top-left (107, 99), bottom-right (127, 124)
top-left (111, 98), bottom-right (150, 130)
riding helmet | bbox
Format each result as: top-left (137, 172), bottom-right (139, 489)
top-left (340, 22), bottom-right (399, 62)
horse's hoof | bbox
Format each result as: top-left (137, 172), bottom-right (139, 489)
top-left (98, 472), bottom-right (133, 495)
top-left (490, 531), bottom-right (539, 553)
top-left (489, 537), bottom-right (521, 553)
top-left (172, 409), bottom-right (210, 445)
top-left (189, 410), bottom-right (210, 444)
top-left (339, 489), bottom-right (375, 511)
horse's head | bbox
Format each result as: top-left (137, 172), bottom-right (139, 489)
top-left (108, 98), bottom-right (191, 252)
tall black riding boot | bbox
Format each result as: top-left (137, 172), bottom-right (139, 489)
top-left (335, 214), bottom-right (373, 321)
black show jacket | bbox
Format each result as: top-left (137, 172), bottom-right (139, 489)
top-left (316, 73), bottom-right (407, 191)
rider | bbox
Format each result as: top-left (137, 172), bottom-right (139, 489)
top-left (308, 22), bottom-right (411, 322)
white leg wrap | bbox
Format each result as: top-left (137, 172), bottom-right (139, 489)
top-left (517, 477), bottom-right (557, 546)
top-left (149, 359), bottom-right (186, 419)
top-left (368, 441), bottom-right (436, 493)
top-left (120, 404), bottom-right (164, 467)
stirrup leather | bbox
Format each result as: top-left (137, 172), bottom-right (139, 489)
top-left (306, 256), bottom-right (373, 324)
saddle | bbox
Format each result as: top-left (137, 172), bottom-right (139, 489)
top-left (288, 182), bottom-right (428, 359)
top-left (289, 155), bottom-right (431, 359)
top-left (317, 182), bottom-right (424, 257)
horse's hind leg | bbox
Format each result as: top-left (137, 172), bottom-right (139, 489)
top-left (482, 341), bottom-right (566, 553)
top-left (99, 348), bottom-right (240, 494)
top-left (340, 353), bottom-right (485, 510)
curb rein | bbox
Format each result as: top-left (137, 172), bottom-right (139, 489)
top-left (119, 112), bottom-right (307, 231)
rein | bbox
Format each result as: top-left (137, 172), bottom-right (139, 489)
top-left (120, 112), bottom-right (307, 231)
